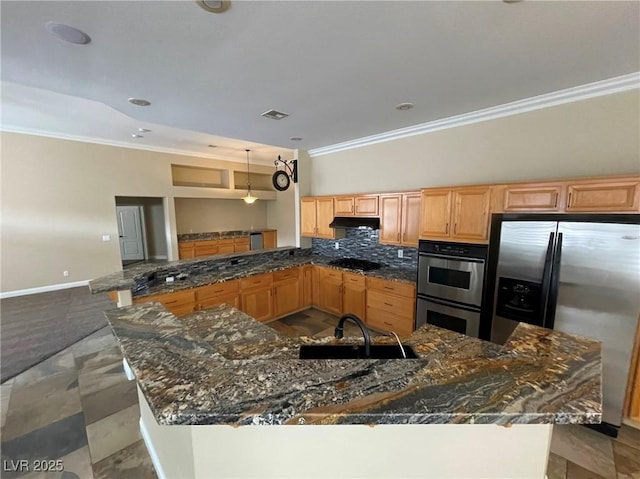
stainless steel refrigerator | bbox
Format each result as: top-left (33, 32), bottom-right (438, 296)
top-left (483, 214), bottom-right (640, 435)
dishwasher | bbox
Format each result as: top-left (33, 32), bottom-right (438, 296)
top-left (250, 232), bottom-right (263, 250)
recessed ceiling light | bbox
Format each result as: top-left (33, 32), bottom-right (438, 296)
top-left (196, 0), bottom-right (231, 13)
top-left (44, 22), bottom-right (91, 45)
top-left (128, 98), bottom-right (151, 107)
top-left (131, 134), bottom-right (143, 138)
top-left (208, 144), bottom-right (217, 148)
top-left (395, 102), bottom-right (414, 111)
top-left (502, 0), bottom-right (523, 3)
top-left (290, 137), bottom-right (303, 141)
top-left (261, 109), bottom-right (289, 120)
top-left (138, 128), bottom-right (152, 133)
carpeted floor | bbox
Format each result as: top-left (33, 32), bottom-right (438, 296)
top-left (0, 286), bottom-right (114, 383)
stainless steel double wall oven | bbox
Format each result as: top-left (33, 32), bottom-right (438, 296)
top-left (416, 240), bottom-right (488, 338)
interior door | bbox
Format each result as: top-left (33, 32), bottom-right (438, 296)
top-left (116, 205), bottom-right (145, 261)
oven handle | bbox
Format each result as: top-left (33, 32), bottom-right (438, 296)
top-left (417, 295), bottom-right (481, 313)
top-left (418, 252), bottom-right (485, 264)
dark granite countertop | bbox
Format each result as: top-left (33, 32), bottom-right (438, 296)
top-left (177, 229), bottom-right (277, 242)
top-left (105, 302), bottom-right (602, 427)
top-left (89, 248), bottom-right (417, 298)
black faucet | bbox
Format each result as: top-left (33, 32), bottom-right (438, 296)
top-left (334, 314), bottom-right (371, 358)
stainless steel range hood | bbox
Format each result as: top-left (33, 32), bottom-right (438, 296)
top-left (329, 216), bottom-right (380, 229)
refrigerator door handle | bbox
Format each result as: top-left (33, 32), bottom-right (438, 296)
top-left (544, 232), bottom-right (563, 329)
top-left (539, 232), bottom-right (555, 325)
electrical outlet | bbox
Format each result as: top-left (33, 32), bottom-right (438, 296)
top-left (334, 242), bottom-right (339, 250)
top-left (63, 270), bottom-right (69, 277)
top-left (102, 234), bottom-right (111, 241)
top-left (397, 249), bottom-right (403, 258)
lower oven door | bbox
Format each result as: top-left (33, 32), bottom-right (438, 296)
top-left (416, 296), bottom-right (481, 338)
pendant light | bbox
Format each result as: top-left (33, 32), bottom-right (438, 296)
top-left (242, 149), bottom-right (258, 204)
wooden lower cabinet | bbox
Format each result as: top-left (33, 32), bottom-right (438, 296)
top-left (234, 237), bottom-right (250, 253)
top-left (301, 266), bottom-right (313, 308)
top-left (196, 280), bottom-right (240, 311)
top-left (273, 278), bottom-right (300, 317)
top-left (178, 242), bottom-right (196, 259)
top-left (342, 272), bottom-right (366, 320)
top-left (240, 287), bottom-right (273, 322)
top-left (133, 289), bottom-right (196, 317)
top-left (366, 277), bottom-right (415, 337)
top-left (317, 267), bottom-right (343, 316)
top-left (262, 230), bottom-right (277, 249)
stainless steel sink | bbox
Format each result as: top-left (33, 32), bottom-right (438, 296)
top-left (298, 344), bottom-right (419, 359)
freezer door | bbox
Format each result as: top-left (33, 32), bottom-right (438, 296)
top-left (491, 221), bottom-right (557, 343)
top-left (553, 221), bottom-right (640, 426)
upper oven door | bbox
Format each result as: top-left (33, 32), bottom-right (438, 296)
top-left (418, 253), bottom-right (485, 307)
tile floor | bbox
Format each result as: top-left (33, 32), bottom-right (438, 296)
top-left (1, 307), bottom-right (639, 478)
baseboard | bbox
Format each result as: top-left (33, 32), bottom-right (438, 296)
top-left (150, 255), bottom-right (168, 260)
top-left (139, 417), bottom-right (168, 479)
top-left (0, 280), bottom-right (90, 299)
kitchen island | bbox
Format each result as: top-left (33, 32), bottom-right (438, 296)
top-left (105, 302), bottom-right (601, 479)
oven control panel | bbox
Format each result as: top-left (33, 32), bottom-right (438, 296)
top-left (419, 240), bottom-right (487, 260)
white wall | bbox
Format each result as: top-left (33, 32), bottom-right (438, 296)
top-left (309, 90), bottom-right (640, 195)
top-left (0, 132), bottom-right (280, 293)
top-left (174, 198), bottom-right (268, 234)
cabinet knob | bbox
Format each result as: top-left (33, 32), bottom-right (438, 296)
top-left (445, 223), bottom-right (449, 235)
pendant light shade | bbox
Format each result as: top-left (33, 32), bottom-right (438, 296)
top-left (242, 149), bottom-right (258, 204)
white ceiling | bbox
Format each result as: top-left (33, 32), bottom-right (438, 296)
top-left (1, 1), bottom-right (639, 164)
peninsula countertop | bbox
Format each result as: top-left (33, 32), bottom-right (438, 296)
top-left (105, 302), bottom-right (602, 427)
top-left (89, 248), bottom-right (417, 298)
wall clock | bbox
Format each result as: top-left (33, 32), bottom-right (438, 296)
top-left (272, 156), bottom-right (297, 191)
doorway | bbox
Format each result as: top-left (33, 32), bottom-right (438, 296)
top-left (115, 197), bottom-right (168, 267)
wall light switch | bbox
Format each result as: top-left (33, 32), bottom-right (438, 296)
top-left (397, 249), bottom-right (404, 258)
top-left (102, 234), bottom-right (111, 242)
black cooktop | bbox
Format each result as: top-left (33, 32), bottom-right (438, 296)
top-left (328, 258), bottom-right (383, 271)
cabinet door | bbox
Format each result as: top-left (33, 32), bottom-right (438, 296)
top-left (262, 230), bottom-right (277, 249)
top-left (218, 239), bottom-right (235, 254)
top-left (274, 279), bottom-right (300, 317)
top-left (301, 266), bottom-right (313, 308)
top-left (420, 189), bottom-right (452, 238)
top-left (178, 242), bottom-right (195, 259)
top-left (566, 180), bottom-right (640, 212)
top-left (503, 184), bottom-right (563, 212)
top-left (451, 187), bottom-right (491, 241)
top-left (315, 198), bottom-right (336, 239)
top-left (194, 240), bottom-right (219, 257)
top-left (342, 273), bottom-right (366, 320)
top-left (401, 193), bottom-right (421, 247)
top-left (318, 268), bottom-right (342, 315)
top-left (300, 198), bottom-right (317, 237)
top-left (334, 196), bottom-right (354, 216)
top-left (354, 195), bottom-right (379, 216)
top-left (240, 287), bottom-right (273, 322)
top-left (233, 237), bottom-right (250, 252)
top-left (379, 194), bottom-right (402, 245)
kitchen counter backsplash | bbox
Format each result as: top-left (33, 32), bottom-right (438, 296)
top-left (312, 228), bottom-right (418, 269)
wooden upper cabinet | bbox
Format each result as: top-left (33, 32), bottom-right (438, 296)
top-left (262, 230), bottom-right (277, 249)
top-left (451, 187), bottom-right (491, 241)
top-left (334, 195), bottom-right (379, 216)
top-left (301, 197), bottom-right (336, 239)
top-left (315, 197), bottom-right (335, 238)
top-left (380, 192), bottom-right (420, 246)
top-left (300, 198), bottom-right (317, 237)
top-left (503, 183), bottom-right (563, 212)
top-left (566, 179), bottom-right (640, 212)
top-left (379, 194), bottom-right (402, 245)
top-left (420, 189), bottom-right (452, 238)
top-left (334, 197), bottom-right (354, 216)
top-left (420, 187), bottom-right (491, 243)
top-left (401, 193), bottom-right (421, 247)
top-left (354, 195), bottom-right (379, 216)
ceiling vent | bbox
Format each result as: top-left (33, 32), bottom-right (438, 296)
top-left (261, 109), bottom-right (289, 120)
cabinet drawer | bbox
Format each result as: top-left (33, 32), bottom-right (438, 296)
top-left (366, 308), bottom-right (414, 337)
top-left (135, 289), bottom-right (195, 308)
top-left (196, 281), bottom-right (239, 301)
top-left (367, 290), bottom-right (414, 318)
top-left (318, 267), bottom-right (342, 282)
top-left (234, 237), bottom-right (250, 245)
top-left (366, 277), bottom-right (415, 298)
top-left (199, 294), bottom-right (239, 311)
top-left (343, 272), bottom-right (365, 287)
top-left (170, 304), bottom-right (196, 317)
top-left (274, 267), bottom-right (300, 283)
top-left (240, 273), bottom-right (273, 291)
top-left (179, 241), bottom-right (195, 248)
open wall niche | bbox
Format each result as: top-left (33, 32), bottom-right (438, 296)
top-left (171, 164), bottom-right (229, 189)
top-left (233, 171), bottom-right (275, 192)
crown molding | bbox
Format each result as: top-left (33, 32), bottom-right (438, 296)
top-left (0, 126), bottom-right (275, 166)
top-left (309, 72), bottom-right (640, 157)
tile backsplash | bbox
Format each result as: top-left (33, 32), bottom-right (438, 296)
top-left (312, 229), bottom-right (418, 269)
